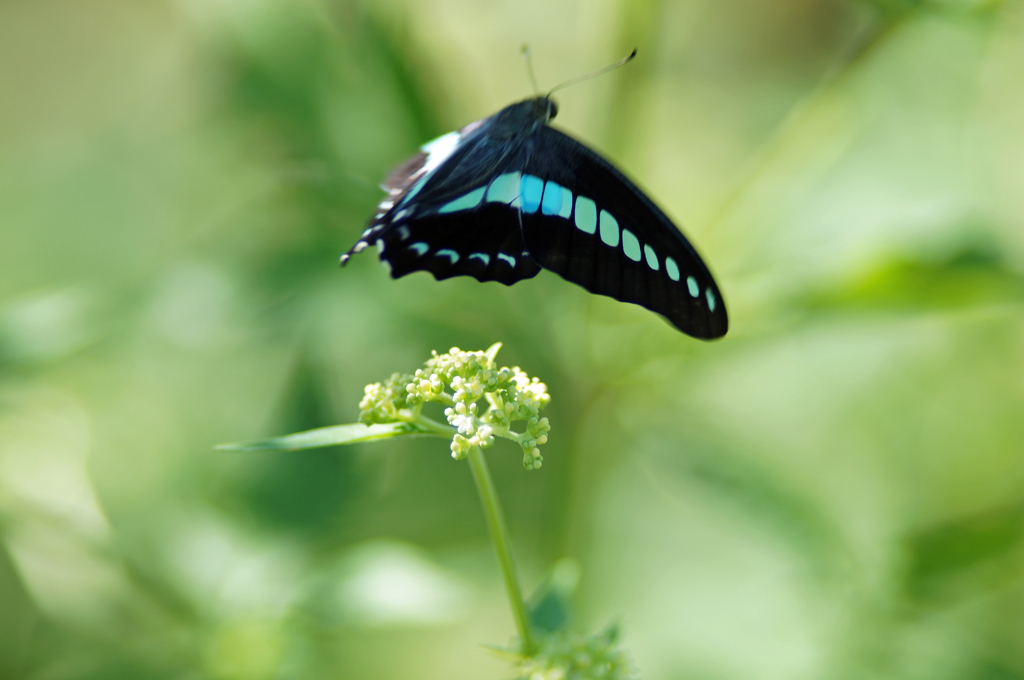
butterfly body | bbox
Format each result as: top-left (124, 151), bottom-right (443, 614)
top-left (342, 96), bottom-right (728, 339)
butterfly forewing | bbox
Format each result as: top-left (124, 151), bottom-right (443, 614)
top-left (347, 123), bottom-right (543, 285)
top-left (517, 127), bottom-right (728, 339)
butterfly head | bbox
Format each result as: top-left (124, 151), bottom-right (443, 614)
top-left (489, 96), bottom-right (558, 140)
top-left (533, 96), bottom-right (558, 122)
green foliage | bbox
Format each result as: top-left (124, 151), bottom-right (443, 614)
top-left (217, 421), bottom-right (434, 450)
top-left (510, 625), bottom-right (636, 680)
top-left (526, 558), bottom-right (582, 634)
top-left (4, 0), bottom-right (1024, 679)
top-left (903, 503), bottom-right (1024, 602)
top-left (798, 242), bottom-right (1024, 313)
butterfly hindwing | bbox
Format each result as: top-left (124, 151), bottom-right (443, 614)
top-left (349, 123), bottom-right (542, 285)
top-left (382, 203), bottom-right (541, 285)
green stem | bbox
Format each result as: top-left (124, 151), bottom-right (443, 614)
top-left (467, 445), bottom-right (535, 654)
top-left (408, 413), bottom-right (457, 437)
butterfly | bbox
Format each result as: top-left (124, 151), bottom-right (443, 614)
top-left (341, 67), bottom-right (728, 340)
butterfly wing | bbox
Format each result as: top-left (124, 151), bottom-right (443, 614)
top-left (343, 104), bottom-right (727, 339)
top-left (342, 122), bottom-right (542, 285)
top-left (516, 126), bottom-right (728, 339)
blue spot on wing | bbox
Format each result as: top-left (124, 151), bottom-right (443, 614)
top-left (520, 175), bottom-right (544, 214)
top-left (644, 244), bottom-right (659, 271)
top-left (599, 210), bottom-right (619, 247)
top-left (557, 187), bottom-right (573, 218)
top-left (574, 196), bottom-right (596, 234)
top-left (487, 172), bottom-right (521, 205)
top-left (621, 229), bottom-right (641, 261)
top-left (399, 176), bottom-right (428, 208)
top-left (666, 257), bottom-right (680, 282)
top-left (541, 181), bottom-right (565, 215)
top-left (439, 186), bottom-right (485, 214)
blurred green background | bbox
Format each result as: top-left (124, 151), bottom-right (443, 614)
top-left (2, 0), bottom-right (1024, 678)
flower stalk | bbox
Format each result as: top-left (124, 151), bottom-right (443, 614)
top-left (356, 343), bottom-right (550, 650)
top-left (219, 343), bottom-right (638, 678)
top-left (467, 444), bottom-right (535, 653)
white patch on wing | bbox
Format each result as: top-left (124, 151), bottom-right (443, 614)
top-left (420, 131), bottom-right (461, 175)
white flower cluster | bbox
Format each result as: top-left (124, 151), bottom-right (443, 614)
top-left (513, 626), bottom-right (635, 680)
top-left (358, 344), bottom-right (551, 469)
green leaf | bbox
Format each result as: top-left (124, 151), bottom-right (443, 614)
top-left (216, 422), bottom-right (435, 451)
top-left (797, 244), bottom-right (1024, 314)
top-left (902, 503), bottom-right (1024, 602)
top-left (526, 558), bottom-right (581, 634)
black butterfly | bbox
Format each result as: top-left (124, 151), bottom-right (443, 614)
top-left (341, 93), bottom-right (728, 339)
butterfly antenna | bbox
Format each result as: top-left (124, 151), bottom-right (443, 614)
top-left (521, 43), bottom-right (541, 95)
top-left (547, 48), bottom-right (637, 97)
